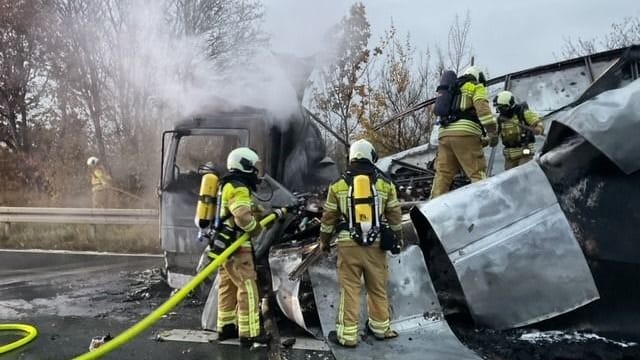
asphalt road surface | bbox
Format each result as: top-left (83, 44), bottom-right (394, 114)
top-left (3, 249), bottom-right (639, 360)
top-left (0, 249), bottom-right (331, 360)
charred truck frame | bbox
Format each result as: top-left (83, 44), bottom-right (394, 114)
top-left (159, 104), bottom-right (337, 289)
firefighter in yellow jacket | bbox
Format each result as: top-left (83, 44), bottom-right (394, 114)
top-left (87, 156), bottom-right (112, 208)
top-left (318, 139), bottom-right (404, 348)
top-left (430, 65), bottom-right (498, 199)
top-left (210, 147), bottom-right (274, 347)
top-left (493, 90), bottom-right (545, 170)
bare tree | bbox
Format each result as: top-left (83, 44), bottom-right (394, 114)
top-left (435, 11), bottom-right (474, 74)
top-left (167, 0), bottom-right (267, 69)
top-left (52, 0), bottom-right (113, 162)
top-left (561, 16), bottom-right (640, 58)
top-left (311, 2), bottom-right (382, 164)
top-left (360, 26), bottom-right (435, 156)
top-left (0, 0), bottom-right (54, 153)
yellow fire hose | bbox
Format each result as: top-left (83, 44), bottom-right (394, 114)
top-left (71, 211), bottom-right (280, 360)
top-left (0, 324), bottom-right (38, 355)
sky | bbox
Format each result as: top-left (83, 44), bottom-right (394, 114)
top-left (263, 0), bottom-right (640, 77)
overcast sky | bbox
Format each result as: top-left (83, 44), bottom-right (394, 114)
top-left (264, 0), bottom-right (640, 76)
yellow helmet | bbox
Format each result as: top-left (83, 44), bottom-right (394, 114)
top-left (462, 65), bottom-right (486, 84)
top-left (227, 147), bottom-right (260, 173)
top-left (349, 139), bottom-right (377, 163)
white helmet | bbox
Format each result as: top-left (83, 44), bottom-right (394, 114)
top-left (227, 147), bottom-right (260, 173)
top-left (87, 156), bottom-right (99, 167)
top-left (494, 90), bottom-right (516, 110)
top-left (462, 65), bottom-right (486, 84)
top-left (349, 139), bottom-right (377, 163)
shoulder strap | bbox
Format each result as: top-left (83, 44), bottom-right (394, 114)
top-left (212, 180), bottom-right (238, 231)
top-left (515, 103), bottom-right (536, 144)
top-left (516, 102), bottom-right (531, 124)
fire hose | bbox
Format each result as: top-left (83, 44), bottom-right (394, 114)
top-left (69, 210), bottom-right (283, 360)
top-left (0, 324), bottom-right (38, 355)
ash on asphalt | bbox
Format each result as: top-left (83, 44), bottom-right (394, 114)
top-left (449, 313), bottom-right (640, 360)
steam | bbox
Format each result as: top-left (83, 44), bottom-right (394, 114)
top-left (114, 1), bottom-right (300, 121)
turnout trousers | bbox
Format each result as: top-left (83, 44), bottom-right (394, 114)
top-left (216, 250), bottom-right (261, 338)
top-left (336, 242), bottom-right (391, 345)
top-left (431, 135), bottom-right (487, 198)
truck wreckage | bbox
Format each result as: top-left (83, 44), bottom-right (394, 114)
top-left (158, 46), bottom-right (640, 359)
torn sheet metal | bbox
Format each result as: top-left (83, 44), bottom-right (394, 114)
top-left (308, 245), bottom-right (480, 360)
top-left (414, 161), bottom-right (599, 329)
top-left (267, 244), bottom-right (310, 332)
top-left (201, 273), bottom-right (220, 331)
top-left (540, 133), bottom-right (640, 265)
top-left (542, 79), bottom-right (640, 174)
top-left (157, 329), bottom-right (217, 343)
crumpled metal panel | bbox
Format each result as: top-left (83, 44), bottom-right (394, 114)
top-left (267, 245), bottom-right (309, 332)
top-left (509, 65), bottom-right (592, 114)
top-left (201, 272), bottom-right (219, 331)
top-left (415, 161), bottom-right (599, 329)
top-left (308, 245), bottom-right (480, 360)
top-left (542, 79), bottom-right (640, 175)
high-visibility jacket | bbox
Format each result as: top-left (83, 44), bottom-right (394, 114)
top-left (319, 175), bottom-right (402, 244)
top-left (499, 107), bottom-right (543, 146)
top-left (91, 166), bottom-right (112, 191)
top-left (439, 81), bottom-right (497, 138)
top-left (219, 181), bottom-right (261, 249)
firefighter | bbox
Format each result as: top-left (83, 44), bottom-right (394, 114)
top-left (318, 139), bottom-right (404, 348)
top-left (493, 90), bottom-right (545, 170)
top-left (87, 156), bottom-right (113, 208)
top-left (213, 147), bottom-right (272, 347)
top-left (430, 65), bottom-right (498, 199)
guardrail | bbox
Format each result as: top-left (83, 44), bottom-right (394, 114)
top-left (0, 207), bottom-right (158, 236)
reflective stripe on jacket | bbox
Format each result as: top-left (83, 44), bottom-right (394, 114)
top-left (499, 108), bottom-right (543, 146)
top-left (91, 167), bottom-right (112, 191)
top-left (439, 81), bottom-right (497, 138)
top-left (220, 182), bottom-right (259, 248)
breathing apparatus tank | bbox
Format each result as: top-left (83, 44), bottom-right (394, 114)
top-left (353, 175), bottom-right (373, 224)
top-left (349, 174), bottom-right (380, 246)
top-left (195, 173), bottom-right (219, 230)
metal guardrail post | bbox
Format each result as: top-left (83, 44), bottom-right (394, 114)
top-left (89, 224), bottom-right (96, 241)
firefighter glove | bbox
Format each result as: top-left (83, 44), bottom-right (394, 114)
top-left (197, 230), bottom-right (211, 243)
top-left (488, 133), bottom-right (499, 147)
top-left (318, 232), bottom-right (331, 252)
top-left (319, 240), bottom-right (330, 253)
top-left (481, 136), bottom-right (489, 147)
top-left (272, 208), bottom-right (287, 218)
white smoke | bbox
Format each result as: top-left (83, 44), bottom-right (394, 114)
top-left (115, 1), bottom-right (300, 121)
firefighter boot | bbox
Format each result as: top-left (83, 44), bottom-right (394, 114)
top-left (366, 320), bottom-right (398, 341)
top-left (328, 331), bottom-right (357, 348)
top-left (239, 333), bottom-right (271, 348)
top-left (217, 324), bottom-right (238, 342)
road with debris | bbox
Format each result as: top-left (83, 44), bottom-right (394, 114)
top-left (0, 249), bottom-right (331, 360)
top-left (2, 249), bottom-right (639, 360)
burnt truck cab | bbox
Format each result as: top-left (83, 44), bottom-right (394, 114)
top-left (159, 105), bottom-right (337, 288)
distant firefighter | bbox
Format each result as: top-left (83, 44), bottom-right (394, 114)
top-left (494, 90), bottom-right (545, 170)
top-left (87, 156), bottom-right (113, 208)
